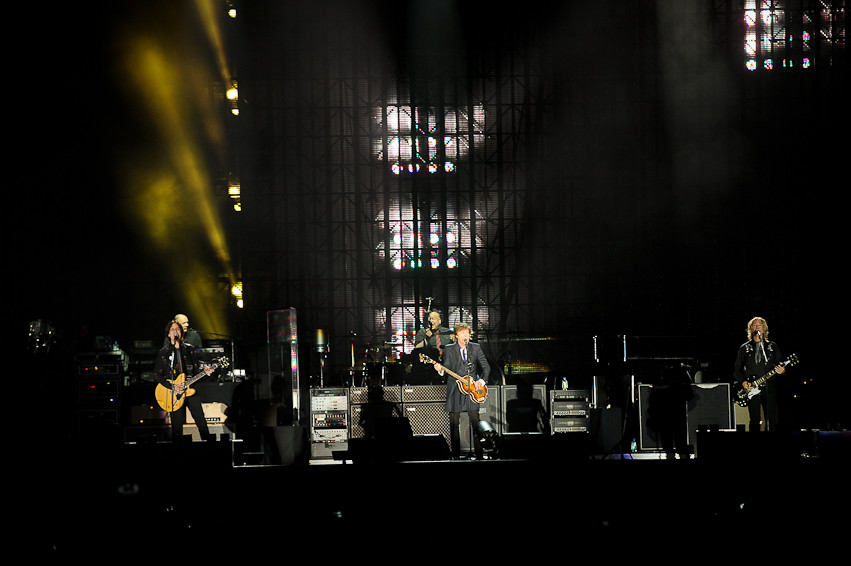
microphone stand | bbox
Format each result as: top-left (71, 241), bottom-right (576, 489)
top-left (169, 338), bottom-right (182, 444)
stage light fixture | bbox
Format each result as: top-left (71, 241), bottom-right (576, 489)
top-left (226, 80), bottom-right (239, 115)
top-left (231, 281), bottom-right (244, 308)
top-left (228, 177), bottom-right (242, 211)
top-left (475, 420), bottom-right (498, 452)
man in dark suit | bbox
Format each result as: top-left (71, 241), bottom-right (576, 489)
top-left (433, 322), bottom-right (490, 459)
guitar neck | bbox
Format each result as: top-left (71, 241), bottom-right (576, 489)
top-left (420, 355), bottom-right (468, 382)
top-left (754, 371), bottom-right (774, 387)
top-left (185, 364), bottom-right (218, 386)
top-left (753, 361), bottom-right (785, 387)
top-left (442, 366), bottom-right (467, 382)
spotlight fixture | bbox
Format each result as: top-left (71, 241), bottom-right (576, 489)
top-left (231, 281), bottom-right (244, 308)
top-left (226, 80), bottom-right (239, 115)
top-left (227, 177), bottom-right (242, 211)
top-left (475, 420), bottom-right (498, 453)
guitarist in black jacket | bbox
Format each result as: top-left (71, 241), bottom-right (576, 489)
top-left (733, 317), bottom-right (785, 432)
top-left (154, 319), bottom-right (214, 441)
top-left (433, 322), bottom-right (490, 458)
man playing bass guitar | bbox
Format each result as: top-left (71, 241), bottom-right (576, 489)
top-left (733, 316), bottom-right (786, 432)
top-left (432, 322), bottom-right (490, 459)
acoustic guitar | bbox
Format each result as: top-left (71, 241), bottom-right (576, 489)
top-left (155, 356), bottom-right (229, 412)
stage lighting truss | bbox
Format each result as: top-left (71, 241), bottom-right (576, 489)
top-left (744, 0), bottom-right (844, 71)
top-left (372, 104), bottom-right (486, 174)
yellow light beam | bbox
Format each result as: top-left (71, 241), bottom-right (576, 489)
top-left (110, 5), bottom-right (237, 336)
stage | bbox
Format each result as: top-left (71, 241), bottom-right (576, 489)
top-left (31, 428), bottom-right (849, 558)
top-left (17, 2), bottom-right (848, 558)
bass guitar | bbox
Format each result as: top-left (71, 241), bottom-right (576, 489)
top-left (419, 353), bottom-right (488, 403)
top-left (155, 356), bottom-right (229, 412)
top-left (734, 353), bottom-right (798, 407)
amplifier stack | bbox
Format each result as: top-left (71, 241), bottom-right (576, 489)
top-left (309, 384), bottom-right (591, 461)
top-left (75, 351), bottom-right (126, 437)
top-left (550, 389), bottom-right (591, 433)
top-left (309, 388), bottom-right (350, 460)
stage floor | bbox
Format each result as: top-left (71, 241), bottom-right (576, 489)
top-left (29, 429), bottom-right (849, 558)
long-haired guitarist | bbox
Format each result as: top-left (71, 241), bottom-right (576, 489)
top-left (733, 316), bottom-right (786, 432)
top-left (153, 319), bottom-right (215, 441)
top-left (432, 322), bottom-right (491, 459)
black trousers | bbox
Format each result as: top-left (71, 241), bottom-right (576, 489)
top-left (169, 395), bottom-right (211, 439)
top-left (449, 409), bottom-right (482, 457)
top-left (747, 385), bottom-right (779, 432)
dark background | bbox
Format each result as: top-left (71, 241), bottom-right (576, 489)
top-left (13, 1), bottom-right (846, 430)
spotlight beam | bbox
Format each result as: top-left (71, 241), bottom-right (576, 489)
top-left (111, 3), bottom-right (238, 335)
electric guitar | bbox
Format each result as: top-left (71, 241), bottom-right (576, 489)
top-left (734, 353), bottom-right (798, 407)
top-left (419, 353), bottom-right (488, 403)
top-left (155, 356), bottom-right (229, 412)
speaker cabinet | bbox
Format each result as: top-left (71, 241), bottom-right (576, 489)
top-left (639, 383), bottom-right (733, 451)
top-left (404, 402), bottom-right (451, 438)
top-left (688, 383), bottom-right (732, 433)
top-left (350, 386), bottom-right (402, 405)
top-left (401, 385), bottom-right (445, 403)
top-left (350, 403), bottom-right (404, 438)
top-left (550, 390), bottom-right (590, 433)
top-left (499, 384), bottom-right (547, 434)
top-left (638, 384), bottom-right (674, 451)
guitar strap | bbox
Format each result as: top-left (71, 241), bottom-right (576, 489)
top-left (172, 345), bottom-right (184, 378)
